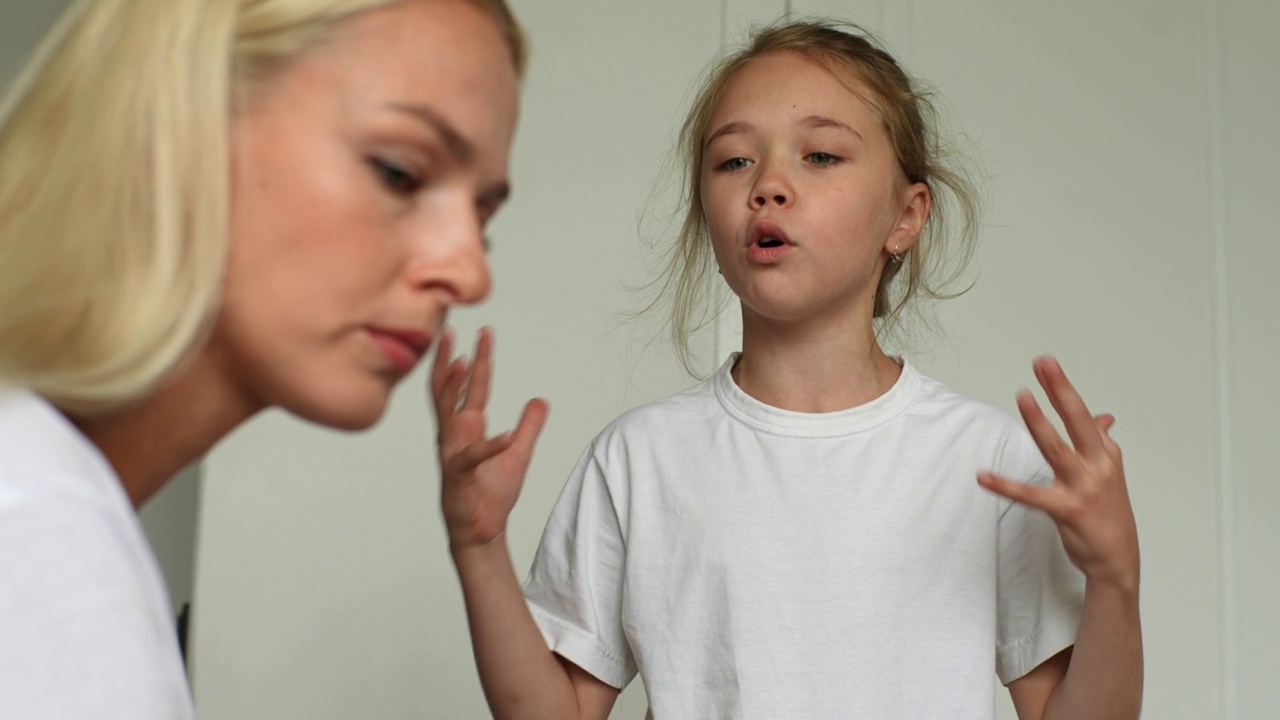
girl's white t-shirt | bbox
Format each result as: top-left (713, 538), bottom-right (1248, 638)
top-left (0, 389), bottom-right (195, 720)
top-left (524, 356), bottom-right (1084, 719)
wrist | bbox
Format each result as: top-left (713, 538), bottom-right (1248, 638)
top-left (449, 531), bottom-right (509, 566)
top-left (1083, 539), bottom-right (1141, 598)
top-left (1085, 568), bottom-right (1141, 602)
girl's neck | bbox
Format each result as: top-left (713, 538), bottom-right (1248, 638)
top-left (732, 311), bottom-right (902, 414)
top-left (69, 351), bottom-right (261, 509)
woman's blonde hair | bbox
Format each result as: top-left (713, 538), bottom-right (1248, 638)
top-left (0, 0), bottom-right (525, 417)
top-left (652, 18), bottom-right (980, 373)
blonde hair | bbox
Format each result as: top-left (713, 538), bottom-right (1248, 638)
top-left (653, 18), bottom-right (980, 373)
top-left (0, 0), bottom-right (525, 417)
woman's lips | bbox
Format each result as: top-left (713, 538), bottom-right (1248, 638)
top-left (367, 327), bottom-right (431, 372)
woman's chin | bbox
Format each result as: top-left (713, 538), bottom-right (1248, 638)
top-left (286, 389), bottom-right (390, 432)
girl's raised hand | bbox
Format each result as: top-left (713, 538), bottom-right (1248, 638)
top-left (431, 327), bottom-right (548, 552)
top-left (977, 356), bottom-right (1140, 592)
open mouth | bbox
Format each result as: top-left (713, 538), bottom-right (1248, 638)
top-left (749, 220), bottom-right (792, 249)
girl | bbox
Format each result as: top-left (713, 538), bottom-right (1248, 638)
top-left (435, 19), bottom-right (1142, 719)
top-left (0, 0), bottom-right (524, 717)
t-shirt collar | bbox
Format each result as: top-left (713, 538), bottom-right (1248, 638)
top-left (712, 352), bottom-right (920, 437)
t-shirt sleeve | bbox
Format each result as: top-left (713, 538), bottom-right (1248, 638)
top-left (522, 443), bottom-right (636, 689)
top-left (994, 432), bottom-right (1086, 685)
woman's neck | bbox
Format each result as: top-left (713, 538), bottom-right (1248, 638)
top-left (69, 352), bottom-right (261, 508)
top-left (733, 310), bottom-right (902, 413)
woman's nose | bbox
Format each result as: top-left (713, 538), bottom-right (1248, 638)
top-left (410, 214), bottom-right (492, 305)
top-left (445, 230), bottom-right (491, 305)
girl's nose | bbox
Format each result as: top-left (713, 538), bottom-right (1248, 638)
top-left (749, 163), bottom-right (793, 209)
top-left (751, 191), bottom-right (789, 208)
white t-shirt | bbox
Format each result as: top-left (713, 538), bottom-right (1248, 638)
top-left (0, 389), bottom-right (195, 720)
top-left (524, 356), bottom-right (1084, 719)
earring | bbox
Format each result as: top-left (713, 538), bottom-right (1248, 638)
top-left (889, 248), bottom-right (903, 265)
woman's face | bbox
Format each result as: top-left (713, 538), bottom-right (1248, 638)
top-left (217, 0), bottom-right (519, 429)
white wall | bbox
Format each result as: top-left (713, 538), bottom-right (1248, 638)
top-left (0, 0), bottom-right (67, 79)
top-left (136, 465), bottom-right (201, 614)
top-left (1220, 0), bottom-right (1280, 713)
top-left (169, 0), bottom-right (1277, 718)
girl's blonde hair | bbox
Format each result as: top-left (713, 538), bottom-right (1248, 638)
top-left (0, 0), bottom-right (525, 417)
top-left (655, 18), bottom-right (980, 373)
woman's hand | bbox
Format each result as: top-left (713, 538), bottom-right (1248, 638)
top-left (978, 356), bottom-right (1140, 592)
top-left (432, 327), bottom-right (548, 552)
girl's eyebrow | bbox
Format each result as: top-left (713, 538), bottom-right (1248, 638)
top-left (704, 121), bottom-right (751, 149)
top-left (801, 115), bottom-right (863, 141)
top-left (704, 115), bottom-right (864, 150)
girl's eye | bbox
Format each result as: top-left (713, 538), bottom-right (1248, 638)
top-left (370, 158), bottom-right (423, 195)
top-left (806, 152), bottom-right (842, 167)
top-left (717, 157), bottom-right (752, 172)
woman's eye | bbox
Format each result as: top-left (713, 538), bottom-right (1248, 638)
top-left (717, 157), bottom-right (752, 172)
top-left (806, 152), bottom-right (841, 166)
top-left (370, 158), bottom-right (423, 195)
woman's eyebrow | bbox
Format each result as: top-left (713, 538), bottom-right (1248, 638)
top-left (387, 102), bottom-right (474, 163)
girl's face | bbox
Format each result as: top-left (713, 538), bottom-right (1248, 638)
top-left (216, 0), bottom-right (519, 429)
top-left (700, 51), bottom-right (928, 329)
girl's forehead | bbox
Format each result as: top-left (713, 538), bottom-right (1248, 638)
top-left (711, 51), bottom-right (882, 124)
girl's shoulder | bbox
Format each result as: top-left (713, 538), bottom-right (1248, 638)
top-left (910, 369), bottom-right (1024, 430)
top-left (906, 366), bottom-right (1045, 473)
top-left (593, 373), bottom-right (721, 446)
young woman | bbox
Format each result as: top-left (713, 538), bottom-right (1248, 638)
top-left (0, 1), bottom-right (524, 717)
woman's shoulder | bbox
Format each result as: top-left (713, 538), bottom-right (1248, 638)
top-left (0, 389), bottom-right (165, 608)
top-left (0, 388), bottom-right (121, 506)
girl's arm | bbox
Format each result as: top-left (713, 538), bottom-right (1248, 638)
top-left (433, 328), bottom-right (620, 720)
top-left (978, 357), bottom-right (1143, 720)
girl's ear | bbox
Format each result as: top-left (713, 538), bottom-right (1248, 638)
top-left (886, 182), bottom-right (931, 254)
